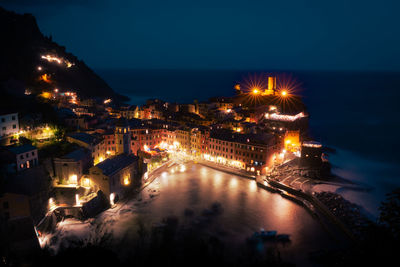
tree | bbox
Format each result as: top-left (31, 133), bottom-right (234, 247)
top-left (379, 188), bottom-right (400, 239)
top-left (53, 126), bottom-right (65, 141)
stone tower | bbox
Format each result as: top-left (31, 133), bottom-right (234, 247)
top-left (115, 119), bottom-right (131, 155)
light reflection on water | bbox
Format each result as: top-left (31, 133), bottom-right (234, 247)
top-left (129, 163), bottom-right (335, 264)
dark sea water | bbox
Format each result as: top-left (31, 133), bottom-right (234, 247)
top-left (97, 69), bottom-right (400, 215)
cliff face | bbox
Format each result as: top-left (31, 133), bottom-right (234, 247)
top-left (0, 7), bottom-right (127, 101)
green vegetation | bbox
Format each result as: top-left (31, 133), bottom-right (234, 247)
top-left (38, 141), bottom-right (79, 159)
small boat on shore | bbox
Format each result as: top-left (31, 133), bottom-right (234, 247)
top-left (247, 229), bottom-right (290, 243)
top-left (260, 229), bottom-right (277, 239)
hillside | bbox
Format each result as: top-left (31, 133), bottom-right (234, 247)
top-left (0, 6), bottom-right (128, 102)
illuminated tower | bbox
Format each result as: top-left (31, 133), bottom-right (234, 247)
top-left (265, 76), bottom-right (276, 95)
top-left (115, 119), bottom-right (131, 155)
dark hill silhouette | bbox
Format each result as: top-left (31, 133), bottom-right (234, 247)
top-left (0, 6), bottom-right (128, 102)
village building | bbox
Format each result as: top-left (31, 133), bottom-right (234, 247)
top-left (300, 141), bottom-right (323, 168)
top-left (119, 105), bottom-right (139, 119)
top-left (205, 130), bottom-right (277, 175)
top-left (66, 132), bottom-right (106, 165)
top-left (87, 154), bottom-right (140, 199)
top-left (175, 128), bottom-right (191, 152)
top-left (0, 112), bottom-right (19, 144)
top-left (0, 166), bottom-right (50, 223)
top-left (53, 148), bottom-right (91, 185)
top-left (7, 144), bottom-right (39, 172)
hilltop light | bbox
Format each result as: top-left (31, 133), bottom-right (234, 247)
top-left (281, 90), bottom-right (288, 97)
top-left (40, 92), bottom-right (51, 99)
top-left (40, 74), bottom-right (51, 83)
top-left (252, 88), bottom-right (260, 94)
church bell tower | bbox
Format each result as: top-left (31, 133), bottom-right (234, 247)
top-left (115, 119), bottom-right (131, 155)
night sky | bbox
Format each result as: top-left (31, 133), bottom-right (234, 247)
top-left (1, 0), bottom-right (399, 71)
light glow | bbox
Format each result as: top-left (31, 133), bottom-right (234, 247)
top-left (40, 74), bottom-right (51, 83)
top-left (123, 176), bottom-right (131, 186)
top-left (40, 91), bottom-right (52, 99)
top-left (41, 54), bottom-right (74, 68)
top-left (69, 174), bottom-right (77, 184)
top-left (75, 194), bottom-right (81, 206)
top-left (110, 193), bottom-right (115, 206)
top-left (48, 198), bottom-right (56, 211)
top-left (265, 112), bottom-right (305, 122)
top-left (302, 141), bottom-right (322, 148)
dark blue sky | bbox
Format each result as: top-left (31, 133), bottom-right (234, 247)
top-left (1, 0), bottom-right (399, 71)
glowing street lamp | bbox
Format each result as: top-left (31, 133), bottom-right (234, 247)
top-left (281, 90), bottom-right (288, 97)
top-left (252, 88), bottom-right (260, 95)
top-left (123, 176), bottom-right (131, 186)
top-left (110, 193), bottom-right (115, 206)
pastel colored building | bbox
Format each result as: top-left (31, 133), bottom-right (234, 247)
top-left (0, 112), bottom-right (19, 143)
top-left (8, 144), bottom-right (38, 172)
top-left (206, 131), bottom-right (277, 175)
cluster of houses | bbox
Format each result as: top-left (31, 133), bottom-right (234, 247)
top-left (0, 89), bottom-right (325, 255)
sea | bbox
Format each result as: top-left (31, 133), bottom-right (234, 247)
top-left (97, 69), bottom-right (400, 217)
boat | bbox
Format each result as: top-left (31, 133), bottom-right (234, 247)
top-left (260, 229), bottom-right (277, 240)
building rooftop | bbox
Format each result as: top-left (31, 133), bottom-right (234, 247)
top-left (115, 118), bottom-right (130, 128)
top-left (62, 148), bottom-right (89, 161)
top-left (0, 110), bottom-right (18, 116)
top-left (67, 132), bottom-right (97, 145)
top-left (210, 130), bottom-right (275, 147)
top-left (96, 154), bottom-right (138, 176)
top-left (128, 105), bottom-right (138, 111)
top-left (8, 144), bottom-right (37, 155)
